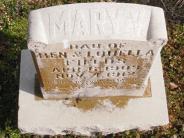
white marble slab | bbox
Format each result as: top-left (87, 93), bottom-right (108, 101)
top-left (18, 50), bottom-right (169, 136)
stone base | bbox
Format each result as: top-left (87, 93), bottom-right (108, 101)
top-left (18, 50), bottom-right (169, 136)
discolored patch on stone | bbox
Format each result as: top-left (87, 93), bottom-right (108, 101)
top-left (94, 79), bottom-right (118, 89)
top-left (69, 79), bottom-right (152, 111)
top-left (67, 79), bottom-right (151, 111)
top-left (34, 76), bottom-right (152, 111)
top-left (144, 78), bottom-right (152, 97)
top-left (39, 58), bottom-right (79, 93)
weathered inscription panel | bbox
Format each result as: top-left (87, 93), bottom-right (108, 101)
top-left (29, 40), bottom-right (157, 98)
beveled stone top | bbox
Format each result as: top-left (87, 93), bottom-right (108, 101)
top-left (28, 2), bottom-right (167, 45)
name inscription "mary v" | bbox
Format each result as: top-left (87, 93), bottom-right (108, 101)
top-left (47, 6), bottom-right (151, 39)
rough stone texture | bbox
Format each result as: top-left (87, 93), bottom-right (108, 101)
top-left (27, 3), bottom-right (168, 98)
top-left (18, 50), bottom-right (169, 136)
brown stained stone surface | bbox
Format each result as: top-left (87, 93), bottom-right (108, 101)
top-left (144, 79), bottom-right (152, 97)
top-left (37, 53), bottom-right (151, 93)
top-left (32, 42), bottom-right (153, 96)
top-left (69, 78), bottom-right (151, 111)
top-left (116, 54), bottom-right (139, 66)
top-left (34, 77), bottom-right (151, 111)
top-left (116, 54), bottom-right (151, 89)
top-left (69, 97), bottom-right (130, 110)
top-left (39, 58), bottom-right (79, 93)
top-left (94, 79), bottom-right (118, 89)
top-left (120, 77), bottom-right (139, 89)
top-left (94, 57), bottom-right (151, 90)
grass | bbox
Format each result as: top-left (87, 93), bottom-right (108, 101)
top-left (0, 0), bottom-right (183, 137)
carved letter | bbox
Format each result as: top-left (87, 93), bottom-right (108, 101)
top-left (72, 10), bottom-right (89, 36)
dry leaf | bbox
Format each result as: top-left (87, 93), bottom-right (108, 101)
top-left (169, 82), bottom-right (178, 90)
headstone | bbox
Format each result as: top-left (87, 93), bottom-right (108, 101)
top-left (28, 3), bottom-right (167, 99)
top-left (19, 3), bottom-right (169, 136)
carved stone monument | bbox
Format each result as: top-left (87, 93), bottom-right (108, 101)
top-left (18, 3), bottom-right (169, 136)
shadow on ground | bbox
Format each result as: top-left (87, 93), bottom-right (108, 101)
top-left (0, 31), bottom-right (26, 129)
